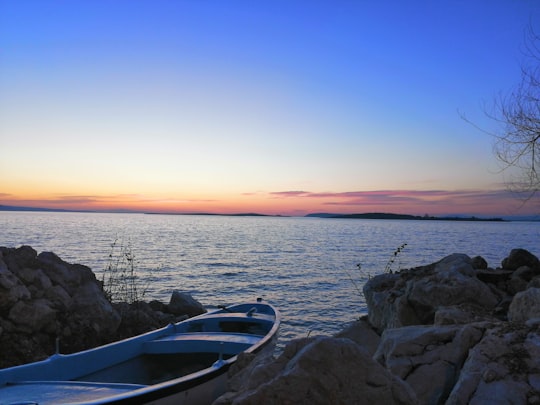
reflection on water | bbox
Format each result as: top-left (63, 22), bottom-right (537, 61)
top-left (1, 212), bottom-right (539, 344)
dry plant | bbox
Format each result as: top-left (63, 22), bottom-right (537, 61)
top-left (102, 237), bottom-right (149, 304)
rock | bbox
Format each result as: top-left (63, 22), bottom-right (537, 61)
top-left (8, 299), bottom-right (56, 333)
top-left (0, 257), bottom-right (31, 313)
top-left (374, 324), bottom-right (485, 404)
top-left (214, 248), bottom-right (539, 404)
top-left (217, 346), bottom-right (280, 402)
top-left (434, 305), bottom-right (498, 325)
top-left (334, 316), bottom-right (380, 356)
top-left (44, 285), bottom-right (72, 311)
top-left (1, 246), bottom-right (38, 273)
top-left (528, 277), bottom-right (540, 289)
top-left (37, 252), bottom-right (96, 295)
top-left (471, 256), bottom-right (488, 269)
top-left (363, 254), bottom-right (499, 332)
top-left (113, 301), bottom-right (181, 339)
top-left (508, 273), bottom-right (529, 295)
top-left (361, 272), bottom-right (405, 331)
top-left (0, 245), bottom-right (208, 368)
top-left (446, 323), bottom-right (540, 404)
top-left (15, 267), bottom-right (53, 291)
top-left (214, 336), bottom-right (418, 405)
top-left (475, 269), bottom-right (513, 284)
top-left (71, 282), bottom-right (121, 335)
top-left (148, 299), bottom-right (167, 312)
top-left (514, 265), bottom-right (535, 281)
top-left (502, 248), bottom-right (540, 272)
top-left (508, 288), bottom-right (540, 323)
top-left (168, 291), bottom-right (206, 317)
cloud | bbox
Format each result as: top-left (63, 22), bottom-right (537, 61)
top-left (52, 195), bottom-right (107, 205)
top-left (271, 189), bottom-right (520, 202)
top-left (266, 188), bottom-right (540, 215)
top-left (269, 191), bottom-right (312, 198)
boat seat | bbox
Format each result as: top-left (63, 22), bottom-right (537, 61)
top-left (195, 312), bottom-right (276, 323)
top-left (143, 332), bottom-right (262, 355)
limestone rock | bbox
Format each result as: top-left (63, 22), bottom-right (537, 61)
top-left (363, 254), bottom-right (499, 332)
top-left (0, 245), bottom-right (208, 368)
top-left (374, 324), bottom-right (485, 404)
top-left (434, 305), bottom-right (498, 325)
top-left (1, 245), bottom-right (38, 273)
top-left (471, 256), bottom-right (488, 269)
top-left (502, 248), bottom-right (540, 272)
top-left (0, 257), bottom-right (31, 313)
top-left (168, 291), bottom-right (206, 317)
top-left (528, 277), bottom-right (540, 289)
top-left (508, 288), bottom-right (540, 323)
top-left (44, 285), bottom-right (72, 311)
top-left (475, 268), bottom-right (513, 284)
top-left (334, 316), bottom-right (380, 356)
top-left (8, 299), bottom-right (56, 333)
top-left (214, 336), bottom-right (418, 405)
top-left (71, 282), bottom-right (121, 335)
top-left (37, 252), bottom-right (96, 295)
top-left (446, 323), bottom-right (540, 404)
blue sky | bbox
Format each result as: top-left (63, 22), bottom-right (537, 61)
top-left (1, 1), bottom-right (539, 216)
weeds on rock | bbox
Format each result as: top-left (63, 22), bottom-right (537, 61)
top-left (348, 263), bottom-right (364, 295)
top-left (346, 243), bottom-right (408, 304)
top-left (102, 237), bottom-right (149, 304)
top-left (385, 243), bottom-right (407, 273)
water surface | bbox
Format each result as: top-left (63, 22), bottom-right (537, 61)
top-left (1, 212), bottom-right (538, 344)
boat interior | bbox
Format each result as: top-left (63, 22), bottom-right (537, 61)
top-left (0, 304), bottom-right (279, 404)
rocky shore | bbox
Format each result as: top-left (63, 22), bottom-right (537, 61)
top-left (215, 248), bottom-right (540, 404)
top-left (0, 245), bottom-right (206, 368)
top-left (1, 245), bottom-right (540, 404)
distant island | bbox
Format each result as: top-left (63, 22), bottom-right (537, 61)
top-left (146, 212), bottom-right (281, 217)
top-left (305, 213), bottom-right (505, 221)
top-left (1, 205), bottom-right (536, 221)
top-left (0, 205), bottom-right (281, 217)
top-left (0, 205), bottom-right (80, 213)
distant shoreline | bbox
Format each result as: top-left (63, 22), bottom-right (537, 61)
top-left (305, 212), bottom-right (506, 221)
top-left (1, 204), bottom-right (536, 221)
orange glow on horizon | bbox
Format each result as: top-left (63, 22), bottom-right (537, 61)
top-left (1, 188), bottom-right (539, 217)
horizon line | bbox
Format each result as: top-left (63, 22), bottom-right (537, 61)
top-left (1, 204), bottom-right (538, 221)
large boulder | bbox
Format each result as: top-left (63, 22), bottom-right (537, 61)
top-left (8, 299), bottom-right (57, 333)
top-left (70, 282), bottom-right (121, 335)
top-left (37, 252), bottom-right (97, 295)
top-left (374, 324), bottom-right (485, 404)
top-left (502, 249), bottom-right (540, 272)
top-left (334, 317), bottom-right (381, 356)
top-left (167, 291), bottom-right (206, 317)
top-left (508, 288), bottom-right (540, 323)
top-left (0, 246), bottom-right (209, 368)
top-left (363, 254), bottom-right (499, 332)
top-left (214, 336), bottom-right (418, 405)
top-left (0, 255), bottom-right (31, 313)
top-left (446, 323), bottom-right (540, 404)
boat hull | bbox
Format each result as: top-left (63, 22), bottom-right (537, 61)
top-left (0, 300), bottom-right (280, 405)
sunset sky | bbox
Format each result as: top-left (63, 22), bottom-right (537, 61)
top-left (1, 1), bottom-right (540, 217)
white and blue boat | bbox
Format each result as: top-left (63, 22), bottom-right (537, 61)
top-left (0, 299), bottom-right (280, 405)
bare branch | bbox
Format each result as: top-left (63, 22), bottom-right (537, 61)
top-left (488, 25), bottom-right (540, 201)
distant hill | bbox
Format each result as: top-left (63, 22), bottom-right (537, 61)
top-left (0, 205), bottom-right (105, 213)
top-left (0, 205), bottom-right (76, 212)
top-left (0, 205), bottom-right (536, 221)
top-left (305, 212), bottom-right (506, 221)
top-left (0, 206), bottom-right (279, 217)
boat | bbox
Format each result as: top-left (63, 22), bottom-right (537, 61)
top-left (0, 298), bottom-right (280, 405)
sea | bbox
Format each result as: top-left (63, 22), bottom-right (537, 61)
top-left (0, 211), bottom-right (538, 346)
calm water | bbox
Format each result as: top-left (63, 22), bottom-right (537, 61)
top-left (1, 212), bottom-right (538, 344)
